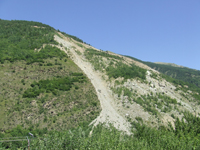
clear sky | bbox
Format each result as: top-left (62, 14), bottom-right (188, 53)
top-left (0, 0), bottom-right (200, 70)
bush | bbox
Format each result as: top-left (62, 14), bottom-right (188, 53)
top-left (23, 73), bottom-right (87, 98)
top-left (85, 48), bottom-right (123, 60)
top-left (106, 62), bottom-right (146, 80)
top-left (2, 113), bottom-right (200, 149)
top-left (0, 20), bottom-right (59, 64)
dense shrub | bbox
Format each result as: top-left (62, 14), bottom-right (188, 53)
top-left (0, 19), bottom-right (59, 64)
top-left (1, 112), bottom-right (200, 149)
top-left (106, 62), bottom-right (146, 80)
top-left (23, 74), bottom-right (87, 98)
top-left (26, 45), bottom-right (68, 65)
top-left (85, 48), bottom-right (123, 60)
top-left (60, 32), bottom-right (84, 43)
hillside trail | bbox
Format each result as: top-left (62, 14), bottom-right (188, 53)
top-left (54, 34), bottom-right (131, 134)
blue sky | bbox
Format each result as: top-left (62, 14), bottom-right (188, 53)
top-left (0, 0), bottom-right (200, 70)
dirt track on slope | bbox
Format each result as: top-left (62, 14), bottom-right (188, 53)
top-left (54, 33), bottom-right (131, 134)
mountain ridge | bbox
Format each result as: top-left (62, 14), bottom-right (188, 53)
top-left (154, 62), bottom-right (185, 68)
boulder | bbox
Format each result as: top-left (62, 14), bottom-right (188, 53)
top-left (159, 82), bottom-right (165, 87)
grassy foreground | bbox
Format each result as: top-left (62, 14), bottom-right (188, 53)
top-left (0, 112), bottom-right (199, 149)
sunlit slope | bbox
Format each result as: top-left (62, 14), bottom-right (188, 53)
top-left (0, 20), bottom-right (101, 130)
top-left (126, 56), bottom-right (200, 89)
top-left (0, 19), bottom-right (200, 150)
top-left (54, 32), bottom-right (200, 129)
top-left (0, 19), bottom-right (200, 133)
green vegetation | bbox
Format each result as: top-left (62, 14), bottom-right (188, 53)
top-left (146, 62), bottom-right (200, 88)
top-left (75, 50), bottom-right (82, 55)
top-left (1, 112), bottom-right (199, 149)
top-left (150, 71), bottom-right (158, 79)
top-left (106, 62), bottom-right (146, 80)
top-left (28, 45), bottom-right (67, 63)
top-left (1, 19), bottom-right (200, 150)
top-left (125, 55), bottom-right (200, 88)
top-left (160, 73), bottom-right (200, 101)
top-left (0, 20), bottom-right (101, 132)
top-left (84, 48), bottom-right (112, 71)
top-left (76, 42), bottom-right (85, 48)
top-left (23, 73), bottom-right (86, 98)
top-left (85, 48), bottom-right (123, 60)
top-left (139, 94), bottom-right (178, 114)
top-left (84, 48), bottom-right (146, 80)
top-left (60, 31), bottom-right (90, 45)
top-left (112, 87), bottom-right (132, 99)
top-left (126, 55), bottom-right (200, 102)
top-left (112, 86), bottom-right (179, 116)
top-left (60, 31), bottom-right (84, 43)
top-left (0, 19), bottom-right (58, 64)
top-left (0, 57), bottom-right (100, 131)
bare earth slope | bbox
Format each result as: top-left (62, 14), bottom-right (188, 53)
top-left (54, 32), bottom-right (200, 134)
top-left (54, 33), bottom-right (131, 134)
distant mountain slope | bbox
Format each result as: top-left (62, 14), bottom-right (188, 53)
top-left (125, 55), bottom-right (200, 88)
top-left (154, 62), bottom-right (184, 68)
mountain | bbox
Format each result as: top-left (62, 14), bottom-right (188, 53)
top-left (0, 19), bottom-right (200, 149)
top-left (125, 55), bottom-right (200, 89)
top-left (0, 20), bottom-right (101, 131)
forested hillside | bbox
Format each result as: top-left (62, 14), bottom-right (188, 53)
top-left (0, 20), bottom-right (56, 63)
top-left (0, 20), bottom-right (101, 133)
top-left (0, 19), bottom-right (200, 149)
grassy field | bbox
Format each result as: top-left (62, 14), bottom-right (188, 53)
top-left (0, 54), bottom-right (101, 131)
top-left (0, 20), bottom-right (101, 132)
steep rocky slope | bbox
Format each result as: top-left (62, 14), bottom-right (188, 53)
top-left (54, 32), bottom-right (200, 132)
